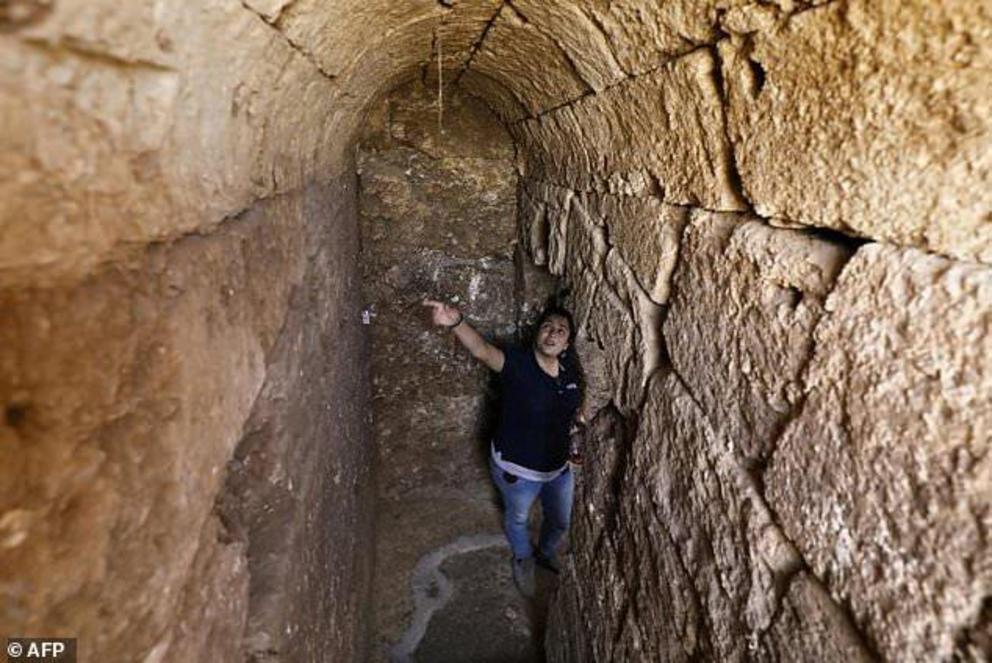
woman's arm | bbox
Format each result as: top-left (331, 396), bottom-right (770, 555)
top-left (422, 299), bottom-right (505, 372)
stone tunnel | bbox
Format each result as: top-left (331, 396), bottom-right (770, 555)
top-left (1, 1), bottom-right (989, 661)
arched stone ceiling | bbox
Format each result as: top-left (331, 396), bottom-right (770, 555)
top-left (1, 0), bottom-right (989, 289)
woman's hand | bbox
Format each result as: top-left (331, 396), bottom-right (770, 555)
top-left (422, 298), bottom-right (503, 371)
top-left (422, 299), bottom-right (462, 327)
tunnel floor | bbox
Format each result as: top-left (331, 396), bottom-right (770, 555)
top-left (386, 519), bottom-right (560, 662)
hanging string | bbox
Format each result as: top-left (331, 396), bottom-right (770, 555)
top-left (437, 30), bottom-right (444, 136)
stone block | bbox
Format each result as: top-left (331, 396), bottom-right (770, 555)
top-left (584, 282), bottom-right (640, 415)
top-left (458, 68), bottom-right (529, 123)
top-left (551, 372), bottom-right (873, 661)
top-left (767, 244), bottom-right (992, 660)
top-left (383, 78), bottom-right (514, 161)
top-left (545, 562), bottom-right (594, 663)
top-left (664, 210), bottom-right (852, 463)
top-left (0, 183), bottom-right (374, 662)
top-left (275, 0), bottom-right (439, 77)
top-left (540, 181), bottom-right (577, 276)
top-left (720, 0), bottom-right (992, 263)
top-left (517, 180), bottom-right (548, 265)
top-left (357, 145), bottom-right (515, 260)
top-left (589, 192), bottom-right (688, 304)
top-left (512, 49), bottom-right (746, 210)
top-left (579, 0), bottom-right (750, 76)
top-left (0, 1), bottom-right (344, 288)
top-left (563, 191), bottom-right (608, 276)
top-left (561, 192), bottom-right (650, 412)
top-left (760, 573), bottom-right (875, 662)
top-left (470, 3), bottom-right (589, 118)
top-left (433, 0), bottom-right (502, 73)
top-left (603, 249), bottom-right (665, 405)
top-left (507, 0), bottom-right (626, 92)
top-left (513, 243), bottom-right (558, 332)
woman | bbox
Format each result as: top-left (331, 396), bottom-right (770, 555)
top-left (423, 298), bottom-right (584, 598)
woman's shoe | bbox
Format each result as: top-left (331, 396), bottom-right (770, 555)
top-left (511, 556), bottom-right (536, 598)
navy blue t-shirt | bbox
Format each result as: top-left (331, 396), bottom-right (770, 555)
top-left (493, 347), bottom-right (582, 473)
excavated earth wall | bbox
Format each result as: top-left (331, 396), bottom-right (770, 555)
top-left (0, 181), bottom-right (374, 662)
top-left (2, 3), bottom-right (381, 660)
top-left (356, 80), bottom-right (521, 659)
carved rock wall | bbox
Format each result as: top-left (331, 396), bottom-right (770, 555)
top-left (0, 180), bottom-right (374, 662)
top-left (508, 2), bottom-right (991, 659)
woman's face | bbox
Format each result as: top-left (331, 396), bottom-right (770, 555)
top-left (534, 315), bottom-right (571, 358)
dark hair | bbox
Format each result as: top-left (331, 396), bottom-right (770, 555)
top-left (535, 305), bottom-right (575, 344)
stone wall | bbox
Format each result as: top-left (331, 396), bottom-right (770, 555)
top-left (501, 2), bottom-right (992, 661)
top-left (3, 2), bottom-right (400, 659)
top-left (0, 179), bottom-right (375, 661)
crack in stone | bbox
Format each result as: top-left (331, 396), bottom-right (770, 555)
top-left (579, 6), bottom-right (628, 78)
top-left (19, 35), bottom-right (176, 72)
top-left (507, 44), bottom-right (711, 126)
top-left (454, 0), bottom-right (507, 85)
top-left (265, 0), bottom-right (301, 26)
top-left (239, 0), bottom-right (338, 83)
top-left (760, 241), bottom-right (862, 466)
top-left (519, 175), bottom-right (877, 255)
top-left (660, 366), bottom-right (877, 659)
top-left (505, 0), bottom-right (595, 96)
top-left (707, 43), bottom-right (752, 213)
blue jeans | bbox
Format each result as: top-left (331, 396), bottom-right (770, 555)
top-left (489, 459), bottom-right (574, 560)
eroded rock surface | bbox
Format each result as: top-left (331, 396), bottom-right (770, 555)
top-left (720, 0), bottom-right (992, 262)
top-left (767, 244), bottom-right (992, 660)
top-left (664, 210), bottom-right (852, 463)
top-left (547, 373), bottom-right (874, 661)
top-left (0, 182), bottom-right (373, 662)
top-left (3, 0), bottom-right (990, 660)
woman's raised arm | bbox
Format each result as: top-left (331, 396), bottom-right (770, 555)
top-left (422, 299), bottom-right (505, 372)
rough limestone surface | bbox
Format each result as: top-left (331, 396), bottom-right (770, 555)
top-left (508, 0), bottom-right (626, 93)
top-left (720, 0), bottom-right (992, 263)
top-left (512, 48), bottom-right (745, 210)
top-left (767, 244), bottom-right (992, 660)
top-left (518, 180), bottom-right (550, 266)
top-left (0, 183), bottom-right (374, 662)
top-left (762, 572), bottom-right (881, 662)
top-left (0, 0), bottom-right (348, 288)
top-left (522, 179), bottom-right (575, 277)
top-left (558, 192), bottom-right (647, 413)
top-left (521, 184), bottom-right (665, 414)
top-left (434, 0), bottom-right (502, 75)
top-left (268, 0), bottom-right (440, 77)
top-left (582, 0), bottom-right (751, 75)
top-left (546, 373), bottom-right (874, 661)
top-left (587, 192), bottom-right (688, 305)
top-left (664, 210), bottom-right (853, 463)
top-left (458, 67), bottom-right (530, 123)
top-left (3, 0), bottom-right (556, 289)
top-left (4, 0), bottom-right (992, 660)
top-left (600, 247), bottom-right (665, 413)
top-left (470, 4), bottom-right (589, 119)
